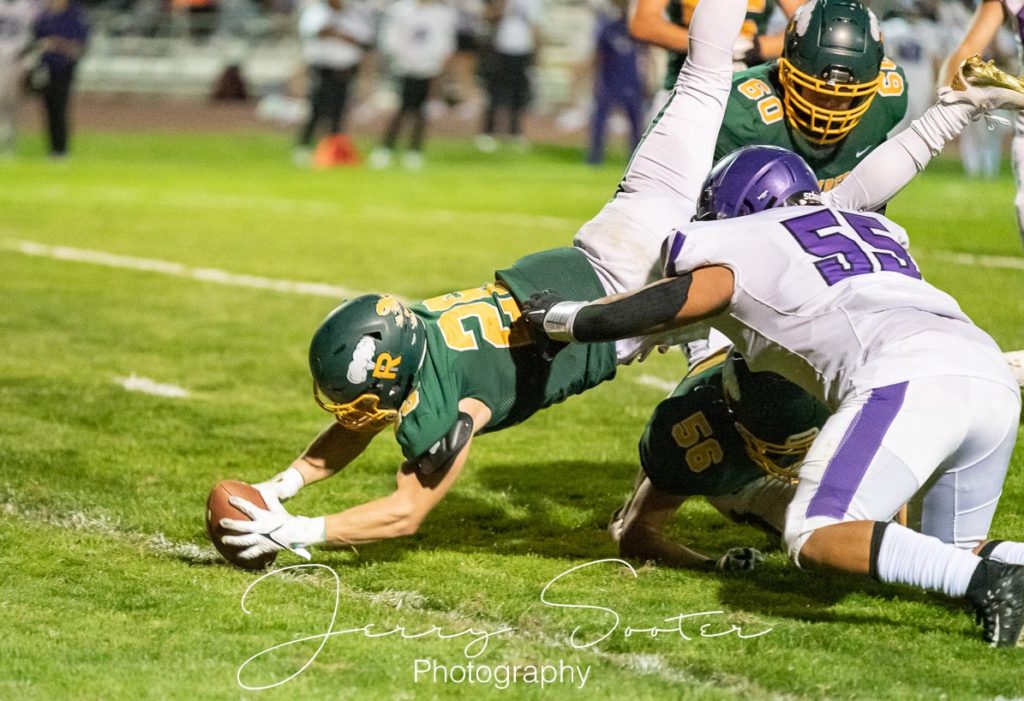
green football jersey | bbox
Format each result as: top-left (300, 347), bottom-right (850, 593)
top-left (715, 61), bottom-right (908, 190)
top-left (394, 247), bottom-right (617, 461)
top-left (638, 353), bottom-right (827, 497)
top-left (663, 0), bottom-right (779, 91)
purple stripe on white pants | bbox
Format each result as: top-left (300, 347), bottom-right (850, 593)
top-left (806, 382), bottom-right (908, 520)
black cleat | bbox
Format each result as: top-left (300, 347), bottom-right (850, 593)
top-left (965, 559), bottom-right (1024, 647)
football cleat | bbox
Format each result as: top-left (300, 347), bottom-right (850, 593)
top-left (965, 559), bottom-right (1024, 647)
top-left (946, 55), bottom-right (1024, 112)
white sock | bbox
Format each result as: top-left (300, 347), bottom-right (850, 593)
top-left (876, 524), bottom-right (981, 597)
top-left (687, 0), bottom-right (748, 72)
top-left (987, 541), bottom-right (1024, 566)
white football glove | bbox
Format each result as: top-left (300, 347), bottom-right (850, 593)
top-left (220, 496), bottom-right (325, 562)
top-left (715, 547), bottom-right (765, 572)
top-left (252, 466), bottom-right (305, 505)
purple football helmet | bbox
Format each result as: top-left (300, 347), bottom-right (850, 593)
top-left (695, 145), bottom-right (821, 221)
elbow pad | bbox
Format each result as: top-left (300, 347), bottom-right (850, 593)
top-left (404, 412), bottom-right (474, 476)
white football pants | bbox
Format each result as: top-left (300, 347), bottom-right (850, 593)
top-left (784, 375), bottom-right (1021, 563)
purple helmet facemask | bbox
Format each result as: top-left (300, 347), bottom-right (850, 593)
top-left (695, 145), bottom-right (821, 221)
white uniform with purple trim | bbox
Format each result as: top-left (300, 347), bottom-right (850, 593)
top-left (664, 206), bottom-right (1021, 560)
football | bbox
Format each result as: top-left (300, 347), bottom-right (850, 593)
top-left (205, 480), bottom-right (277, 570)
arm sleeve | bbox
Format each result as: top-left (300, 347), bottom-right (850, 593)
top-left (824, 99), bottom-right (976, 212)
top-left (613, 0), bottom-right (746, 206)
top-left (572, 274), bottom-right (694, 343)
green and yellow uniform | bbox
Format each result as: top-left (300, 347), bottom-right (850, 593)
top-left (639, 352), bottom-right (828, 497)
top-left (395, 248), bottom-right (617, 460)
top-left (662, 0), bottom-right (779, 90)
top-left (715, 60), bottom-right (908, 190)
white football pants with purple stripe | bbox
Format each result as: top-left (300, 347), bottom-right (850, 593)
top-left (785, 375), bottom-right (1021, 563)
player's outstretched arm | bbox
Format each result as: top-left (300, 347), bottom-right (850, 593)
top-left (252, 421), bottom-right (382, 505)
top-left (222, 399), bottom-right (489, 561)
top-left (615, 477), bottom-right (763, 571)
top-left (524, 266), bottom-right (734, 344)
top-left (826, 57), bottom-right (1024, 213)
top-left (751, 0), bottom-right (801, 61)
top-left (320, 398), bottom-right (490, 545)
top-left (938, 0), bottom-right (1004, 88)
top-left (628, 0), bottom-right (687, 53)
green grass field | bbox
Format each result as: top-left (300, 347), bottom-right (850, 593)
top-left (2, 132), bottom-right (1023, 700)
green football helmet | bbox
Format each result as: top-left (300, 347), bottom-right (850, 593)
top-left (309, 294), bottom-right (427, 432)
top-left (722, 352), bottom-right (830, 482)
top-left (778, 0), bottom-right (884, 145)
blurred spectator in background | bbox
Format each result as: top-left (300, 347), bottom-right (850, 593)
top-left (34, 0), bottom-right (88, 159)
top-left (0, 0), bottom-right (39, 158)
top-left (444, 0), bottom-right (484, 120)
top-left (630, 0), bottom-right (801, 120)
top-left (587, 0), bottom-right (644, 165)
top-left (475, 0), bottom-right (541, 152)
top-left (295, 0), bottom-right (374, 166)
top-left (881, 1), bottom-right (951, 130)
top-left (369, 0), bottom-right (456, 170)
top-left (172, 0), bottom-right (218, 39)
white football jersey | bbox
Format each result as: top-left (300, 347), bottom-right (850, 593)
top-left (664, 205), bottom-right (1016, 407)
top-left (298, 0), bottom-right (376, 69)
top-left (0, 0), bottom-right (37, 62)
top-left (381, 0), bottom-right (457, 78)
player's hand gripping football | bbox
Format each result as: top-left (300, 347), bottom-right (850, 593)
top-left (521, 289), bottom-right (570, 360)
top-left (715, 547), bottom-right (765, 572)
top-left (220, 496), bottom-right (324, 562)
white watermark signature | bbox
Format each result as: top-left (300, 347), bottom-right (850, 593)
top-left (412, 658), bottom-right (591, 690)
top-left (235, 559), bottom-right (772, 691)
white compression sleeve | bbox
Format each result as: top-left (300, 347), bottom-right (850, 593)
top-left (687, 0), bottom-right (748, 72)
top-left (825, 100), bottom-right (977, 212)
top-left (613, 0), bottom-right (746, 208)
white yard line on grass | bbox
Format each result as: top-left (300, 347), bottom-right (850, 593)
top-left (0, 185), bottom-right (578, 231)
top-left (1, 492), bottom-right (803, 698)
top-left (0, 497), bottom-right (222, 564)
top-left (925, 250), bottom-right (1024, 271)
top-left (632, 374), bottom-right (677, 393)
top-left (4, 239), bottom-right (370, 299)
top-left (116, 374), bottom-right (190, 398)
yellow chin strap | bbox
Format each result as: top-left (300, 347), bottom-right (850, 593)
top-left (734, 421), bottom-right (819, 484)
top-left (778, 58), bottom-right (880, 145)
top-left (313, 382), bottom-right (397, 432)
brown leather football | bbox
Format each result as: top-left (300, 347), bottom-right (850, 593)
top-left (206, 480), bottom-right (277, 570)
